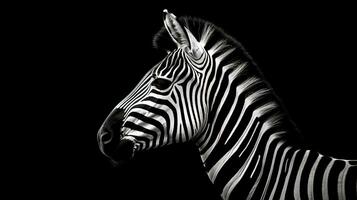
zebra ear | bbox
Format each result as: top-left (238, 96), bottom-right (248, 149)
top-left (163, 9), bottom-right (189, 48)
top-left (184, 27), bottom-right (204, 58)
top-left (163, 9), bottom-right (203, 57)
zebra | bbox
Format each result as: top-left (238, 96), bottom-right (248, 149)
top-left (97, 9), bottom-right (357, 200)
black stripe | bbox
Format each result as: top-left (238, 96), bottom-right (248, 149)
top-left (128, 112), bottom-right (165, 146)
top-left (123, 121), bottom-right (157, 147)
top-left (213, 117), bottom-right (263, 193)
top-left (229, 154), bottom-right (263, 199)
top-left (204, 87), bottom-right (273, 169)
top-left (129, 104), bottom-right (171, 141)
top-left (262, 142), bottom-right (289, 199)
top-left (298, 151), bottom-right (319, 200)
top-left (176, 88), bottom-right (189, 143)
top-left (268, 146), bottom-right (295, 200)
top-left (345, 165), bottom-right (357, 200)
top-left (280, 149), bottom-right (305, 199)
top-left (188, 73), bottom-right (200, 130)
top-left (313, 155), bottom-right (330, 200)
top-left (328, 160), bottom-right (346, 200)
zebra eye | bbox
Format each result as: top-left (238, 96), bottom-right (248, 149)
top-left (151, 78), bottom-right (172, 90)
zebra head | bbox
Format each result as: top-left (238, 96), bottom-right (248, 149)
top-left (97, 10), bottom-right (213, 163)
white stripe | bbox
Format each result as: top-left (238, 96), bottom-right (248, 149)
top-left (337, 161), bottom-right (349, 200)
top-left (200, 24), bottom-right (215, 47)
top-left (280, 149), bottom-right (300, 200)
top-left (200, 70), bottom-right (240, 159)
top-left (208, 102), bottom-right (275, 182)
top-left (294, 150), bottom-right (310, 200)
top-left (250, 155), bottom-right (261, 178)
top-left (239, 121), bottom-right (261, 157)
top-left (177, 85), bottom-right (193, 140)
top-left (246, 130), bottom-right (284, 200)
top-left (285, 158), bottom-right (289, 173)
top-left (125, 116), bottom-right (159, 146)
top-left (322, 159), bottom-right (335, 200)
top-left (260, 141), bottom-right (285, 200)
top-left (268, 146), bottom-right (292, 200)
top-left (224, 81), bottom-right (265, 144)
top-left (208, 116), bottom-right (256, 182)
top-left (308, 154), bottom-right (322, 200)
top-left (222, 147), bottom-right (257, 200)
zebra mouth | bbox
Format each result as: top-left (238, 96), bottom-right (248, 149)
top-left (111, 137), bottom-right (136, 162)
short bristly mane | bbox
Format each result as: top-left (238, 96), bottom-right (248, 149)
top-left (153, 16), bottom-right (303, 145)
top-left (153, 16), bottom-right (254, 64)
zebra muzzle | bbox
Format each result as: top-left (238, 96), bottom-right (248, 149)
top-left (98, 129), bottom-right (137, 163)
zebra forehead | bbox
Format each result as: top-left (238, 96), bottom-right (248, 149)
top-left (154, 50), bottom-right (190, 76)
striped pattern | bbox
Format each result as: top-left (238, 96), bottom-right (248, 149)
top-left (98, 12), bottom-right (357, 199)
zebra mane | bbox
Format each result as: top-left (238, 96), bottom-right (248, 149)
top-left (153, 16), bottom-right (254, 64)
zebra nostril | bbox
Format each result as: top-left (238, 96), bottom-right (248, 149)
top-left (101, 131), bottom-right (113, 144)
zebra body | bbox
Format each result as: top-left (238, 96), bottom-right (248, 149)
top-left (97, 10), bottom-right (357, 199)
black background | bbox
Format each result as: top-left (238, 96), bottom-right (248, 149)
top-left (7, 2), bottom-right (356, 199)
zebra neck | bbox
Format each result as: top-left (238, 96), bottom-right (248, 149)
top-left (192, 60), bottom-right (356, 199)
top-left (197, 133), bottom-right (357, 200)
